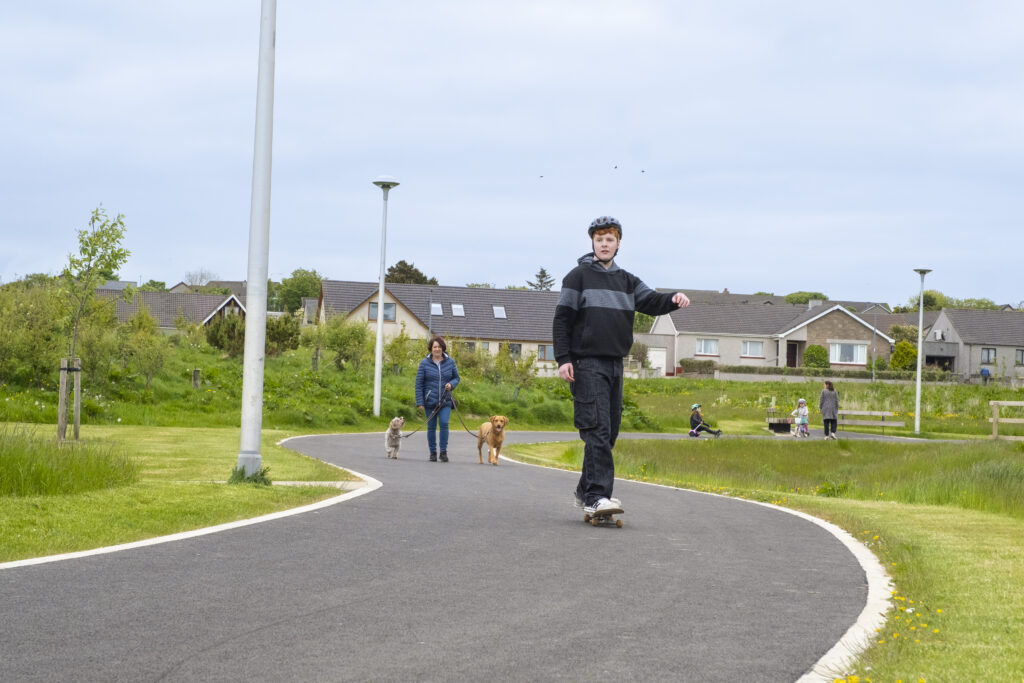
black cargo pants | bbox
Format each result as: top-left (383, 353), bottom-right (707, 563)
top-left (570, 357), bottom-right (623, 506)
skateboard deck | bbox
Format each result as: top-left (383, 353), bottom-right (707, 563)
top-left (583, 507), bottom-right (624, 528)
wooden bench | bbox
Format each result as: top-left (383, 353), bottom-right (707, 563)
top-left (765, 407), bottom-right (794, 434)
top-left (838, 410), bottom-right (905, 432)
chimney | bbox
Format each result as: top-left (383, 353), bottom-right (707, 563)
top-left (722, 287), bottom-right (729, 294)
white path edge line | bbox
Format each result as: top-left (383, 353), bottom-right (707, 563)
top-left (500, 450), bottom-right (893, 683)
top-left (0, 438), bottom-right (382, 571)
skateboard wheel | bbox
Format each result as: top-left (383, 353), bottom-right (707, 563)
top-left (583, 514), bottom-right (591, 523)
top-left (616, 519), bottom-right (623, 528)
top-left (591, 517), bottom-right (598, 526)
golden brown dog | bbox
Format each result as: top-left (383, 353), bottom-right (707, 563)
top-left (477, 415), bottom-right (509, 465)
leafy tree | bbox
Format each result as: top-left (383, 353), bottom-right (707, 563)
top-left (266, 279), bottom-right (281, 311)
top-left (383, 324), bottom-right (422, 374)
top-left (0, 280), bottom-right (61, 384)
top-left (465, 283), bottom-right (493, 288)
top-left (138, 280), bottom-right (166, 292)
top-left (300, 322), bottom-right (328, 373)
top-left (890, 289), bottom-right (999, 312)
top-left (633, 312), bottom-right (655, 332)
top-left (130, 330), bottom-right (169, 390)
top-left (58, 207), bottom-right (130, 363)
top-left (527, 267), bottom-right (555, 291)
top-left (278, 268), bottom-right (323, 314)
top-left (504, 285), bottom-right (529, 290)
top-left (324, 316), bottom-right (373, 371)
top-left (888, 324), bottom-right (918, 345)
top-left (496, 343), bottom-right (537, 399)
top-left (889, 340), bottom-right (917, 370)
top-left (205, 314), bottom-right (246, 357)
top-left (803, 344), bottom-right (829, 368)
top-left (754, 291), bottom-right (775, 296)
top-left (265, 313), bottom-right (300, 356)
top-left (77, 298), bottom-right (120, 379)
top-left (784, 291), bottom-right (828, 305)
top-left (629, 341), bottom-right (649, 368)
top-left (386, 260), bottom-right (438, 285)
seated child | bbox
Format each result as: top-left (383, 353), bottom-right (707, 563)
top-left (791, 398), bottom-right (810, 437)
top-left (689, 403), bottom-right (722, 438)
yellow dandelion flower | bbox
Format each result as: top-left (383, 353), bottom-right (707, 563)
top-left (936, 608), bottom-right (943, 613)
top-left (933, 629), bottom-right (939, 634)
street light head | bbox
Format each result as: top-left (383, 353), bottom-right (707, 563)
top-left (914, 268), bottom-right (932, 276)
top-left (373, 175), bottom-right (400, 190)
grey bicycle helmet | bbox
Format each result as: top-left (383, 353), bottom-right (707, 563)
top-left (588, 215), bottom-right (622, 238)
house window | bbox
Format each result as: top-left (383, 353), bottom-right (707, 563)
top-left (981, 348), bottom-right (996, 364)
top-left (696, 338), bottom-right (718, 356)
top-left (538, 344), bottom-right (555, 361)
top-left (505, 343), bottom-right (522, 359)
top-left (1016, 349), bottom-right (1023, 366)
top-left (462, 341), bottom-right (475, 353)
top-left (493, 305), bottom-right (506, 319)
top-left (430, 302), bottom-right (442, 316)
top-left (829, 343), bottom-right (867, 365)
top-left (452, 304), bottom-right (465, 317)
top-left (481, 341), bottom-right (490, 351)
top-left (368, 302), bottom-right (396, 321)
top-left (741, 341), bottom-right (764, 358)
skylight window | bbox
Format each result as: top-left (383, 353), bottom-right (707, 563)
top-left (430, 302), bottom-right (442, 316)
top-left (492, 305), bottom-right (506, 319)
top-left (452, 304), bottom-right (465, 317)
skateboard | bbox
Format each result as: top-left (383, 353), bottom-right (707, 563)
top-left (583, 507), bottom-right (624, 528)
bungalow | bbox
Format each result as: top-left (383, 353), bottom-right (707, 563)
top-left (97, 290), bottom-right (245, 332)
top-left (928, 308), bottom-right (1024, 380)
top-left (318, 281), bottom-right (560, 374)
top-left (640, 301), bottom-right (895, 375)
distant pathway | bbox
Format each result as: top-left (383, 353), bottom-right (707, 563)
top-left (0, 430), bottom-right (886, 682)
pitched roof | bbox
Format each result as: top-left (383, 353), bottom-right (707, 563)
top-left (666, 302), bottom-right (894, 341)
top-left (942, 308), bottom-right (1024, 346)
top-left (320, 281), bottom-right (560, 342)
top-left (656, 289), bottom-right (890, 313)
top-left (97, 290), bottom-right (243, 328)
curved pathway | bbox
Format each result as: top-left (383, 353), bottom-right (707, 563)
top-left (0, 430), bottom-right (885, 682)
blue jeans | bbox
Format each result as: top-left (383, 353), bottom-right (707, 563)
top-left (571, 357), bottom-right (623, 505)
top-left (426, 404), bottom-right (452, 454)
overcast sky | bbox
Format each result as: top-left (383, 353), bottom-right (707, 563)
top-left (3, 1), bottom-right (1022, 307)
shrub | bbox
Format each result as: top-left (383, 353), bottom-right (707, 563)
top-left (677, 359), bottom-right (716, 374)
top-left (266, 314), bottom-right (300, 356)
top-left (205, 314), bottom-right (246, 357)
top-left (890, 340), bottom-right (917, 371)
top-left (804, 344), bottom-right (829, 369)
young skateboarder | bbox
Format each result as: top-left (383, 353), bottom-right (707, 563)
top-left (553, 216), bottom-right (690, 516)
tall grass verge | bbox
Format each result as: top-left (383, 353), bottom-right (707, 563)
top-left (0, 424), bottom-right (138, 496)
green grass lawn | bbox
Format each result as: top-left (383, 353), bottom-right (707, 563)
top-left (0, 424), bottom-right (353, 563)
top-left (503, 438), bottom-right (1024, 682)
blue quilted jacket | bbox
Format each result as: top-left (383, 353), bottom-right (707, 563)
top-left (415, 353), bottom-right (460, 408)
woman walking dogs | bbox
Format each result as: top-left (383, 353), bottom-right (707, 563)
top-left (416, 336), bottom-right (460, 462)
top-left (553, 216), bottom-right (689, 517)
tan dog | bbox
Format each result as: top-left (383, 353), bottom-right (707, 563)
top-left (384, 416), bottom-right (405, 458)
top-left (477, 415), bottom-right (509, 465)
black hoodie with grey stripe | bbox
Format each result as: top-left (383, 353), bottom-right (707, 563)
top-left (552, 253), bottom-right (679, 366)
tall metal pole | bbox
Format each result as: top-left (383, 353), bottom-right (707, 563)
top-left (372, 176), bottom-right (399, 418)
top-left (913, 268), bottom-right (931, 435)
top-left (237, 0), bottom-right (277, 475)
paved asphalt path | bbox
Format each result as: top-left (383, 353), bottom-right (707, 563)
top-left (1, 430), bottom-right (872, 682)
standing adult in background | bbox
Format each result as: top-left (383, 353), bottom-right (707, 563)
top-left (415, 336), bottom-right (460, 462)
top-left (820, 380), bottom-right (839, 440)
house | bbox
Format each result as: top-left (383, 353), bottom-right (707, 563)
top-left (655, 288), bottom-right (890, 315)
top-left (97, 280), bottom-right (136, 292)
top-left (318, 281), bottom-right (560, 373)
top-left (640, 301), bottom-right (895, 375)
top-left (928, 309), bottom-right (1024, 380)
top-left (97, 290), bottom-right (245, 332)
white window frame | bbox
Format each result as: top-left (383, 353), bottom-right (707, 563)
top-left (741, 340), bottom-right (764, 358)
top-left (492, 305), bottom-right (506, 319)
top-left (695, 338), bottom-right (718, 356)
top-left (368, 302), bottom-right (396, 322)
top-left (430, 302), bottom-right (443, 316)
top-left (829, 342), bottom-right (867, 365)
top-left (451, 303), bottom-right (465, 317)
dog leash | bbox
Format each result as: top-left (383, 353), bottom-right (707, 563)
top-left (400, 388), bottom-right (480, 439)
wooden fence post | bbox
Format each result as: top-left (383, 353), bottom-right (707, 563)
top-left (192, 369), bottom-right (201, 389)
top-left (73, 358), bottom-right (82, 440)
top-left (57, 358), bottom-right (68, 441)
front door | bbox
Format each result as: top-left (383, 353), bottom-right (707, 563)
top-left (786, 342), bottom-right (798, 368)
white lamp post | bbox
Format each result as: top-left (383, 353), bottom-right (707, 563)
top-left (913, 268), bottom-right (931, 434)
top-left (237, 0), bottom-right (276, 476)
top-left (371, 175), bottom-right (399, 417)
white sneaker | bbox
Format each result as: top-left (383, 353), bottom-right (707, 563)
top-left (584, 497), bottom-right (621, 515)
